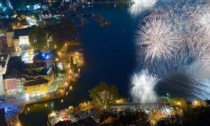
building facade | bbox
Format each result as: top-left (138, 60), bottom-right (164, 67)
top-left (24, 78), bottom-right (49, 97)
top-left (0, 66), bottom-right (4, 99)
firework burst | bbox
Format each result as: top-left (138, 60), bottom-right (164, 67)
top-left (137, 15), bottom-right (179, 61)
top-left (131, 1), bottom-right (210, 102)
top-left (129, 0), bottom-right (157, 15)
top-left (131, 69), bottom-right (159, 103)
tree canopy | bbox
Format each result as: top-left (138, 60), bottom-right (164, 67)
top-left (89, 82), bottom-right (119, 109)
top-left (29, 20), bottom-right (76, 51)
top-left (29, 26), bottom-right (47, 49)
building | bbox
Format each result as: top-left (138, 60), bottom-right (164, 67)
top-left (24, 77), bottom-right (49, 97)
top-left (39, 67), bottom-right (54, 80)
top-left (33, 53), bottom-right (53, 67)
top-left (0, 66), bottom-right (4, 100)
top-left (6, 28), bottom-right (33, 53)
top-left (21, 50), bottom-right (34, 64)
top-left (13, 28), bottom-right (31, 51)
top-left (6, 31), bottom-right (14, 48)
top-left (5, 79), bottom-right (17, 92)
top-left (3, 54), bottom-right (55, 97)
top-left (0, 54), bottom-right (10, 74)
top-left (4, 71), bottom-right (23, 94)
top-left (23, 67), bottom-right (54, 97)
top-left (0, 54), bottom-right (9, 99)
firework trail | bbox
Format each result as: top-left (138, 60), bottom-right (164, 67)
top-left (156, 61), bottom-right (210, 100)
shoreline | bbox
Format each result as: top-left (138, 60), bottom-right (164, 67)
top-left (19, 42), bottom-right (84, 115)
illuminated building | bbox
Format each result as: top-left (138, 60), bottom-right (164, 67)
top-left (4, 71), bottom-right (23, 94)
top-left (0, 54), bottom-right (9, 99)
top-left (3, 62), bottom-right (54, 96)
top-left (14, 30), bottom-right (30, 50)
top-left (24, 77), bottom-right (49, 97)
top-left (33, 53), bottom-right (53, 67)
top-left (5, 78), bottom-right (17, 92)
top-left (6, 31), bottom-right (14, 48)
top-left (21, 50), bottom-right (34, 64)
top-left (6, 28), bottom-right (32, 53)
top-left (23, 67), bottom-right (54, 97)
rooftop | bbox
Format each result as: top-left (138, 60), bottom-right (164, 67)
top-left (24, 77), bottom-right (49, 86)
top-left (4, 70), bottom-right (22, 79)
top-left (33, 53), bottom-right (52, 61)
top-left (13, 27), bottom-right (34, 39)
top-left (39, 67), bottom-right (52, 75)
top-left (22, 62), bottom-right (46, 69)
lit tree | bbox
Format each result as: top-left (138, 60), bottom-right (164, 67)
top-left (89, 82), bottom-right (119, 109)
top-left (78, 101), bottom-right (93, 111)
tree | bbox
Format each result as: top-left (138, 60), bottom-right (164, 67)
top-left (46, 20), bottom-right (76, 50)
top-left (29, 26), bottom-right (47, 49)
top-left (89, 82), bottom-right (119, 109)
top-left (78, 101), bottom-right (93, 111)
top-left (29, 20), bottom-right (76, 51)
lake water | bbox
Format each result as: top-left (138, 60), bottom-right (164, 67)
top-left (20, 3), bottom-right (144, 125)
